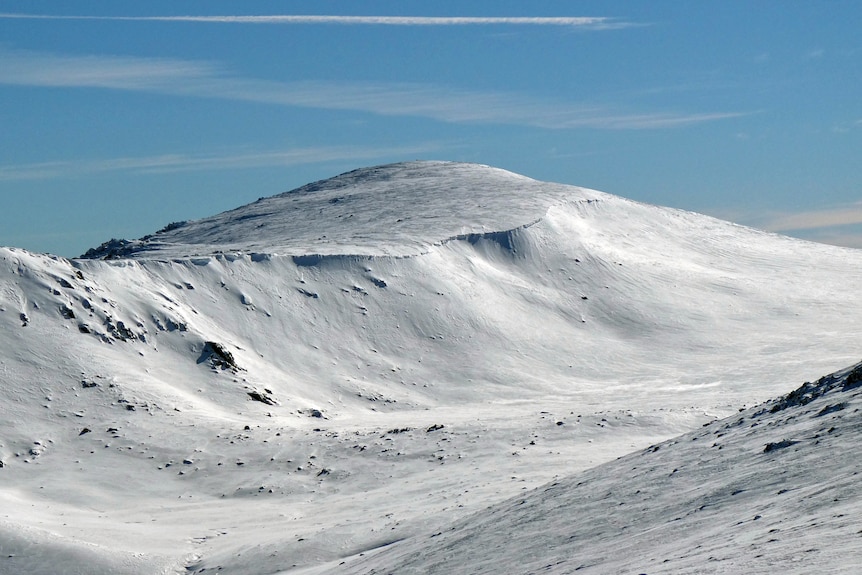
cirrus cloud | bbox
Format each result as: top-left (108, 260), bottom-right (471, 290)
top-left (0, 144), bottom-right (444, 181)
top-left (0, 48), bottom-right (748, 131)
top-left (0, 13), bottom-right (638, 29)
top-left (758, 203), bottom-right (862, 233)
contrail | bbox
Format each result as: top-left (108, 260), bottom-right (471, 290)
top-left (0, 14), bottom-right (634, 28)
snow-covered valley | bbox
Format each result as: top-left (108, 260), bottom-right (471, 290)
top-left (1, 161), bottom-right (861, 574)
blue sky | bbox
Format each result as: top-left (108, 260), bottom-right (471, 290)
top-left (1, 1), bottom-right (860, 257)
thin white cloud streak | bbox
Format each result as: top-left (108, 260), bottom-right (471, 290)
top-left (793, 231), bottom-right (862, 250)
top-left (713, 205), bottom-right (862, 250)
top-left (215, 79), bottom-right (746, 129)
top-left (0, 13), bottom-right (636, 29)
top-left (0, 144), bottom-right (441, 181)
top-left (796, 228), bottom-right (862, 249)
top-left (0, 49), bottom-right (747, 130)
top-left (0, 50), bottom-right (212, 90)
top-left (758, 203), bottom-right (862, 232)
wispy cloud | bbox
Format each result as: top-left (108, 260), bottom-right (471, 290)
top-left (793, 229), bottom-right (862, 250)
top-left (831, 118), bottom-right (862, 134)
top-left (0, 50), bottom-right (212, 90)
top-left (723, 203), bottom-right (862, 250)
top-left (0, 48), bottom-right (746, 130)
top-left (0, 144), bottom-right (441, 181)
top-left (757, 203), bottom-right (862, 233)
top-left (0, 13), bottom-right (636, 29)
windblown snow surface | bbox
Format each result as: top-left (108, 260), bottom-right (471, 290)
top-left (1, 161), bottom-right (862, 574)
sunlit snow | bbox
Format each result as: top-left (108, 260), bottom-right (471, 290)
top-left (1, 161), bottom-right (861, 574)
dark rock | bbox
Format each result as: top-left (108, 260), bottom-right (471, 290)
top-left (59, 304), bottom-right (76, 320)
top-left (843, 365), bottom-right (862, 390)
top-left (165, 318), bottom-right (188, 332)
top-left (815, 403), bottom-right (846, 417)
top-left (156, 221), bottom-right (187, 234)
top-left (764, 439), bottom-right (798, 453)
top-left (114, 321), bottom-right (135, 341)
top-left (198, 341), bottom-right (240, 371)
top-left (79, 238), bottom-right (138, 260)
top-left (247, 390), bottom-right (276, 405)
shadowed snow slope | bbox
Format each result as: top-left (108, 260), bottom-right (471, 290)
top-left (1, 161), bottom-right (862, 574)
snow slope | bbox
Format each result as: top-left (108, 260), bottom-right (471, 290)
top-left (333, 361), bottom-right (862, 575)
top-left (1, 161), bottom-right (862, 574)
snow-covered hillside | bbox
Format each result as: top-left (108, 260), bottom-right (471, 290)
top-left (1, 161), bottom-right (861, 574)
top-left (334, 361), bottom-right (862, 575)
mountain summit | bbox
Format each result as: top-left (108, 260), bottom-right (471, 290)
top-left (81, 161), bottom-right (592, 259)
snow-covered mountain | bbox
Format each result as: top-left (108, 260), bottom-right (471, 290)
top-left (1, 161), bottom-right (861, 574)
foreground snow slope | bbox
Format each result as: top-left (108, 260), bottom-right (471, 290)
top-left (1, 161), bottom-right (862, 573)
top-left (334, 360), bottom-right (862, 575)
